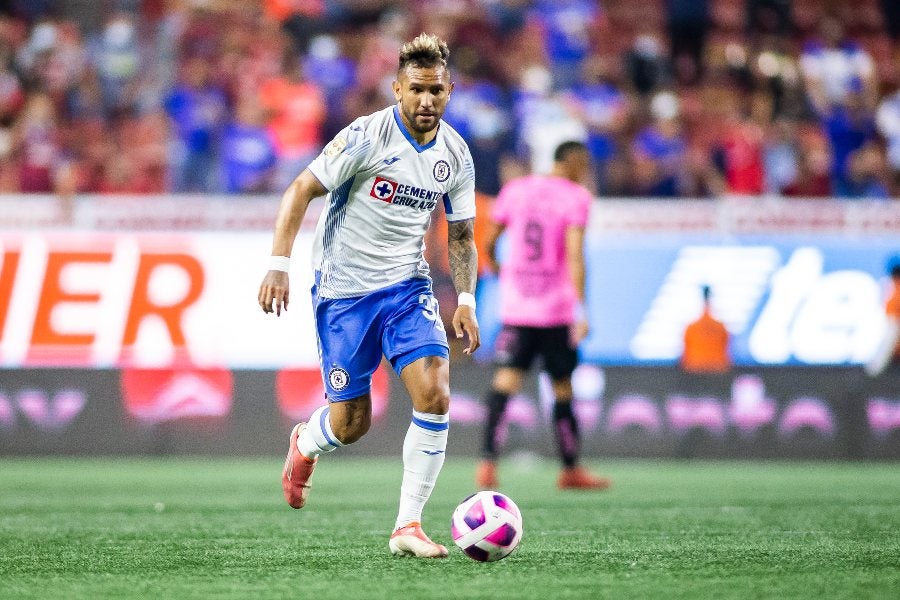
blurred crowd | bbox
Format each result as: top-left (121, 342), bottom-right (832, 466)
top-left (1, 0), bottom-right (899, 199)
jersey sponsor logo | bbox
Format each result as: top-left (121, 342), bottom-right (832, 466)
top-left (328, 367), bottom-right (350, 391)
top-left (370, 176), bottom-right (398, 202)
top-left (324, 136), bottom-right (348, 157)
top-left (382, 156), bottom-right (401, 165)
top-left (433, 160), bottom-right (450, 182)
top-left (369, 177), bottom-right (440, 211)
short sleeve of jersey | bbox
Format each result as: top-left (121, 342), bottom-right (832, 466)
top-left (306, 121), bottom-right (372, 191)
top-left (566, 187), bottom-right (592, 227)
top-left (443, 147), bottom-right (476, 222)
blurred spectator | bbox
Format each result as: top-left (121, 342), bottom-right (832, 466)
top-left (876, 85), bottom-right (900, 193)
top-left (221, 94), bottom-right (277, 194)
top-left (819, 85), bottom-right (879, 197)
top-left (567, 56), bottom-right (629, 191)
top-left (0, 47), bottom-right (25, 123)
top-left (800, 16), bottom-right (877, 112)
top-left (95, 111), bottom-right (167, 194)
top-left (763, 118), bottom-right (800, 194)
top-left (753, 40), bottom-right (806, 121)
top-left (666, 0), bottom-right (710, 85)
top-left (531, 0), bottom-right (604, 89)
top-left (843, 142), bottom-right (889, 200)
top-left (303, 34), bottom-right (357, 138)
top-left (683, 144), bottom-right (725, 198)
top-left (882, 0), bottom-right (900, 42)
top-left (631, 91), bottom-right (686, 197)
top-left (624, 30), bottom-right (670, 96)
top-left (444, 72), bottom-right (514, 195)
top-left (513, 64), bottom-right (587, 176)
top-left (746, 0), bottom-right (793, 40)
top-left (91, 12), bottom-right (139, 117)
top-left (0, 0), bottom-right (898, 200)
top-left (259, 48), bottom-right (326, 191)
top-left (714, 92), bottom-right (767, 195)
top-left (264, 0), bottom-right (327, 53)
top-left (783, 145), bottom-right (832, 197)
top-left (164, 55), bottom-right (228, 193)
top-left (11, 92), bottom-right (62, 192)
top-left (97, 152), bottom-right (150, 193)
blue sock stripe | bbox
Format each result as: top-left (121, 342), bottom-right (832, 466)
top-left (321, 407), bottom-right (340, 448)
top-left (412, 416), bottom-right (449, 432)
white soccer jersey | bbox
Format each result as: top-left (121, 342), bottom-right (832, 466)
top-left (306, 105), bottom-right (476, 298)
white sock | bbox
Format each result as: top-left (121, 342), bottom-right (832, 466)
top-left (296, 405), bottom-right (344, 459)
top-left (394, 410), bottom-right (449, 531)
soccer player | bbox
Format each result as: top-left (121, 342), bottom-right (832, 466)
top-left (475, 141), bottom-right (610, 491)
top-left (258, 34), bottom-right (480, 559)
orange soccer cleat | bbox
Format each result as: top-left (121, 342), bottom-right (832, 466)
top-left (389, 522), bottom-right (449, 558)
top-left (475, 460), bottom-right (498, 489)
top-left (282, 422), bottom-right (317, 508)
top-left (557, 466), bottom-right (611, 490)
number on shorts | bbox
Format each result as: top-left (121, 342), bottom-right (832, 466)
top-left (419, 294), bottom-right (445, 331)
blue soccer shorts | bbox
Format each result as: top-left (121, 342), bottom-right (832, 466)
top-left (312, 274), bottom-right (450, 401)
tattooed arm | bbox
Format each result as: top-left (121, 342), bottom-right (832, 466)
top-left (448, 218), bottom-right (480, 355)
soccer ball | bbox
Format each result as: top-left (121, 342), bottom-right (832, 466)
top-left (450, 490), bottom-right (523, 562)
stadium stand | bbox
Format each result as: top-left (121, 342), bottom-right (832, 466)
top-left (0, 0), bottom-right (898, 198)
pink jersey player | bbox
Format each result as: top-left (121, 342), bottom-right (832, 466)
top-left (491, 174), bottom-right (591, 327)
top-left (477, 141), bottom-right (610, 493)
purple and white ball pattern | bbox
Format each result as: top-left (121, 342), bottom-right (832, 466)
top-left (451, 491), bottom-right (523, 562)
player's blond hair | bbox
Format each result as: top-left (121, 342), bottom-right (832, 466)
top-left (398, 33), bottom-right (449, 71)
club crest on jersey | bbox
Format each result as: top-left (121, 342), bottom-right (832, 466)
top-left (328, 367), bottom-right (350, 391)
top-left (433, 160), bottom-right (451, 182)
top-left (370, 176), bottom-right (398, 202)
top-left (324, 136), bottom-right (348, 157)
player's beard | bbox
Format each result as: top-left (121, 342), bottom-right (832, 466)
top-left (401, 104), bottom-right (440, 134)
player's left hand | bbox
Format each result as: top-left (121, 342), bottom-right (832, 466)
top-left (453, 306), bottom-right (480, 356)
top-left (569, 319), bottom-right (589, 347)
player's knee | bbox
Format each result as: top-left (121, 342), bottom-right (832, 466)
top-left (492, 369), bottom-right (523, 395)
top-left (551, 378), bottom-right (573, 401)
top-left (329, 401), bottom-right (372, 444)
top-left (331, 412), bottom-right (371, 444)
top-left (416, 381), bottom-right (450, 414)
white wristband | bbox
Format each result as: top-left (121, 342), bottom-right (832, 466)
top-left (458, 292), bottom-right (476, 310)
top-left (269, 256), bottom-right (290, 272)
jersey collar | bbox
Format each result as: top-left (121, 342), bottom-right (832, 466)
top-left (392, 105), bottom-right (439, 153)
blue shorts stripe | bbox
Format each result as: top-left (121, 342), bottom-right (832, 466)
top-left (412, 416), bottom-right (449, 432)
top-left (320, 407), bottom-right (339, 448)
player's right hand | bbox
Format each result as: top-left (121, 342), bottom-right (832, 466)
top-left (453, 305), bottom-right (480, 356)
top-left (258, 271), bottom-right (290, 316)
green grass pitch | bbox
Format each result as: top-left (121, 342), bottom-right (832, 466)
top-left (1, 457), bottom-right (898, 599)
